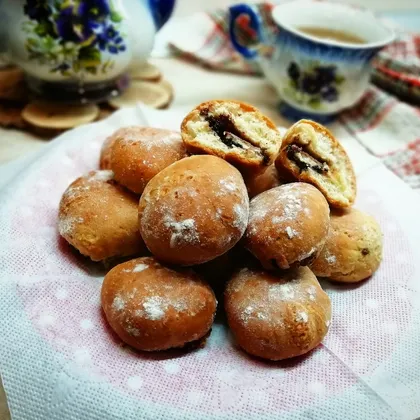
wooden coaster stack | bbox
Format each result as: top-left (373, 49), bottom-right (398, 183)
top-left (0, 62), bottom-right (173, 137)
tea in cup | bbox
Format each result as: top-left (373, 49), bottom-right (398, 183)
top-left (229, 1), bottom-right (394, 121)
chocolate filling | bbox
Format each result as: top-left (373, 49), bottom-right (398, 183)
top-left (286, 144), bottom-right (329, 174)
top-left (200, 109), bottom-right (271, 164)
top-left (361, 248), bottom-right (370, 256)
top-left (202, 112), bottom-right (244, 149)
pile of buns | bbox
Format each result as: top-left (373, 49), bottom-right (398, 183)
top-left (58, 100), bottom-right (383, 361)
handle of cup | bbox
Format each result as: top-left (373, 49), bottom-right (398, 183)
top-left (149, 0), bottom-right (176, 30)
top-left (229, 4), bottom-right (263, 59)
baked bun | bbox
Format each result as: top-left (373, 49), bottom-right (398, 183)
top-left (110, 126), bottom-right (187, 194)
top-left (310, 208), bottom-right (383, 282)
top-left (58, 170), bottom-right (146, 261)
top-left (101, 257), bottom-right (217, 351)
top-left (99, 133), bottom-right (116, 170)
top-left (244, 183), bottom-right (330, 270)
top-left (275, 119), bottom-right (356, 208)
top-left (245, 164), bottom-right (285, 199)
top-left (181, 100), bottom-right (283, 173)
top-left (225, 265), bottom-right (331, 361)
top-left (138, 155), bottom-right (249, 266)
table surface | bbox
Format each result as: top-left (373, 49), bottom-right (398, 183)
top-left (0, 3), bottom-right (419, 420)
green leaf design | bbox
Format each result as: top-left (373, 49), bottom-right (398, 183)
top-left (85, 66), bottom-right (97, 75)
top-left (72, 61), bottom-right (81, 73)
top-left (22, 21), bottom-right (36, 34)
top-left (27, 37), bottom-right (40, 47)
top-left (42, 36), bottom-right (56, 50)
top-left (34, 22), bottom-right (49, 36)
top-left (335, 75), bottom-right (345, 85)
top-left (78, 47), bottom-right (101, 68)
top-left (110, 11), bottom-right (123, 23)
top-left (308, 97), bottom-right (322, 110)
top-left (287, 79), bottom-right (299, 89)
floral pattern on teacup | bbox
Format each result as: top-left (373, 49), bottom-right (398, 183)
top-left (285, 61), bottom-right (345, 110)
top-left (22, 0), bottom-right (126, 76)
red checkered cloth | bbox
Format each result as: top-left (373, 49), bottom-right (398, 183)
top-left (168, 4), bottom-right (420, 190)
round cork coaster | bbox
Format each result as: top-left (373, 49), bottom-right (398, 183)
top-left (0, 62), bottom-right (173, 138)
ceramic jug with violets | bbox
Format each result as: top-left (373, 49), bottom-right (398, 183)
top-left (0, 0), bottom-right (175, 102)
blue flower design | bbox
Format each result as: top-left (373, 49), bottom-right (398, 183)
top-left (95, 24), bottom-right (125, 54)
top-left (287, 62), bottom-right (300, 82)
top-left (301, 74), bottom-right (322, 95)
top-left (23, 0), bottom-right (126, 76)
top-left (286, 61), bottom-right (343, 108)
top-left (78, 0), bottom-right (110, 21)
top-left (321, 85), bottom-right (338, 102)
top-left (314, 66), bottom-right (336, 86)
top-left (55, 7), bottom-right (92, 42)
top-left (24, 0), bottom-right (51, 22)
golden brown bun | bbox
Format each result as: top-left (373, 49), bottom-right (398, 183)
top-left (244, 164), bottom-right (286, 199)
top-left (138, 155), bottom-right (249, 266)
top-left (244, 183), bottom-right (330, 270)
top-left (310, 208), bottom-right (383, 282)
top-left (275, 119), bottom-right (356, 208)
top-left (99, 134), bottom-right (116, 169)
top-left (101, 257), bottom-right (217, 351)
top-left (181, 100), bottom-right (283, 173)
top-left (109, 126), bottom-right (187, 194)
top-left (225, 265), bottom-right (331, 361)
top-left (58, 170), bottom-right (146, 261)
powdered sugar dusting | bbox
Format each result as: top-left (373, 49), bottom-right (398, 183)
top-left (133, 263), bottom-right (149, 273)
top-left (126, 325), bottom-right (140, 336)
top-left (143, 296), bottom-right (166, 320)
top-left (58, 216), bottom-right (84, 236)
top-left (144, 131), bottom-right (182, 151)
top-left (250, 207), bottom-right (269, 222)
top-left (250, 185), bottom-right (305, 226)
top-left (286, 226), bottom-right (298, 239)
top-left (219, 178), bottom-right (238, 193)
top-left (307, 285), bottom-right (317, 301)
top-left (112, 295), bottom-right (125, 312)
top-left (298, 247), bottom-right (316, 262)
top-left (325, 253), bottom-right (337, 264)
top-left (164, 217), bottom-right (200, 248)
top-left (232, 203), bottom-right (248, 230)
top-left (118, 128), bottom-right (182, 150)
top-left (277, 195), bottom-right (303, 223)
top-left (172, 299), bottom-right (188, 312)
top-left (141, 295), bottom-right (189, 321)
top-left (239, 304), bottom-right (269, 325)
top-left (296, 311), bottom-right (308, 323)
top-left (269, 283), bottom-right (295, 300)
top-left (63, 185), bottom-right (90, 200)
top-left (242, 305), bottom-right (254, 323)
top-left (89, 170), bottom-right (114, 182)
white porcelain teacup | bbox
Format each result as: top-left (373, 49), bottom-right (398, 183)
top-left (229, 1), bottom-right (394, 121)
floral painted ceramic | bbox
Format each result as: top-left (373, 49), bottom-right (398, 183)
top-left (229, 1), bottom-right (394, 121)
top-left (1, 0), bottom-right (175, 102)
top-left (285, 62), bottom-right (345, 110)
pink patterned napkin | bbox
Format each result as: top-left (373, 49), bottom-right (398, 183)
top-left (0, 106), bottom-right (419, 419)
